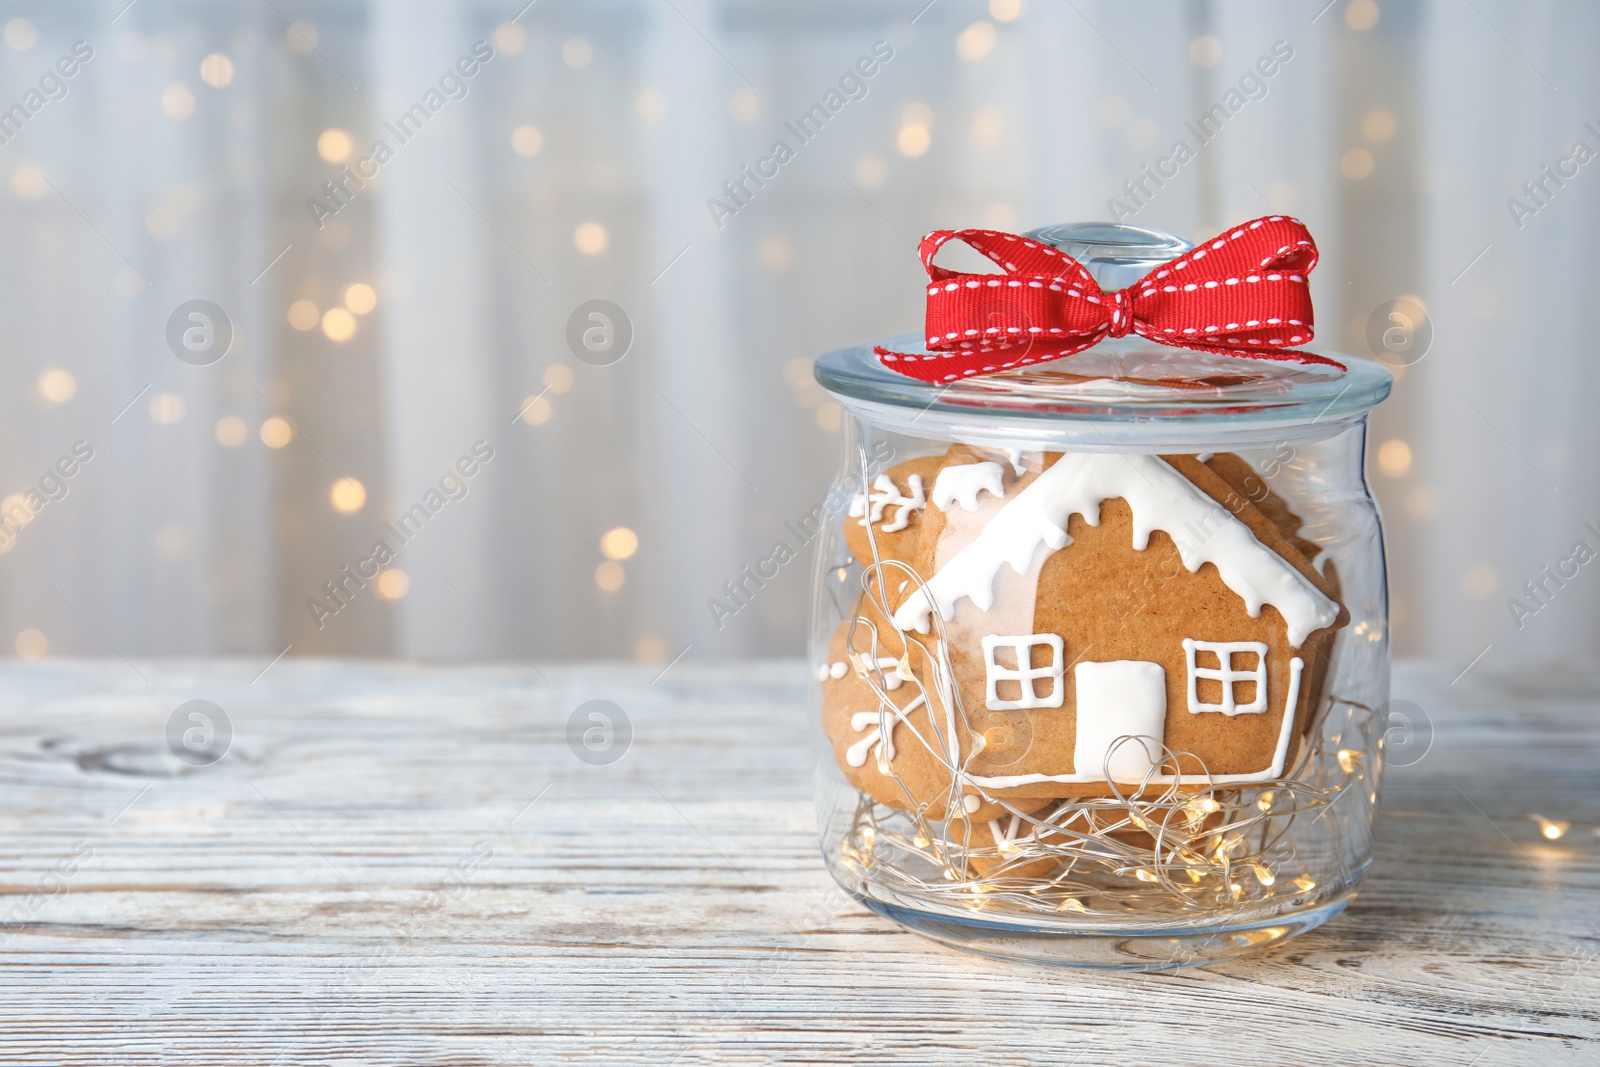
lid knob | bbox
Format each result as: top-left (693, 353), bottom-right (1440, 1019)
top-left (1021, 222), bottom-right (1191, 292)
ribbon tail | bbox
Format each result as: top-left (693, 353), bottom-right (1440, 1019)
top-left (1139, 330), bottom-right (1346, 371)
top-left (873, 337), bottom-right (1102, 384)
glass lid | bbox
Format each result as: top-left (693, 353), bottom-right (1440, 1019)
top-left (815, 222), bottom-right (1392, 450)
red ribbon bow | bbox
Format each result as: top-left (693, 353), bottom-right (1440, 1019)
top-left (875, 215), bottom-right (1343, 383)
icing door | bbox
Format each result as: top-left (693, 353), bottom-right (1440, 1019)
top-left (1073, 660), bottom-right (1168, 782)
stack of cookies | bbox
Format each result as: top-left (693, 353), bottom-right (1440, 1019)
top-left (820, 445), bottom-right (1347, 869)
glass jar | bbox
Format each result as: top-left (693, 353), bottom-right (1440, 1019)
top-left (809, 223), bottom-right (1393, 969)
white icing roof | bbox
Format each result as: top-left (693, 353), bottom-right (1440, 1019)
top-left (892, 453), bottom-right (1339, 646)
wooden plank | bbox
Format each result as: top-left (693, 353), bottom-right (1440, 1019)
top-left (0, 659), bottom-right (1594, 1065)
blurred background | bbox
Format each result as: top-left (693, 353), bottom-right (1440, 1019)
top-left (0, 0), bottom-right (1594, 670)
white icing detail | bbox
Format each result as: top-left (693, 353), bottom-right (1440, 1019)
top-left (848, 474), bottom-right (926, 533)
top-left (1002, 448), bottom-right (1028, 475)
top-left (1183, 638), bottom-right (1269, 715)
top-left (1072, 660), bottom-right (1167, 783)
top-left (828, 661), bottom-right (848, 680)
top-left (962, 794), bottom-right (981, 814)
top-left (981, 633), bottom-right (1065, 710)
top-left (816, 664), bottom-right (829, 682)
top-left (875, 655), bottom-right (903, 691)
top-left (1196, 452), bottom-right (1215, 463)
top-left (844, 693), bottom-right (926, 768)
top-left (987, 812), bottom-right (1032, 852)
top-left (932, 462), bottom-right (1005, 513)
top-left (892, 453), bottom-right (1337, 646)
top-left (968, 657), bottom-right (1303, 787)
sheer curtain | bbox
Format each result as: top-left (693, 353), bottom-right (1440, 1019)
top-left (0, 0), bottom-right (1592, 671)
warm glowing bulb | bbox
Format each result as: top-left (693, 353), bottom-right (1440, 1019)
top-left (329, 477), bottom-right (366, 514)
top-left (600, 526), bottom-right (638, 560)
top-left (148, 393), bottom-right (186, 424)
top-left (37, 369), bottom-right (76, 403)
top-left (11, 163), bottom-right (46, 199)
top-left (1, 494), bottom-right (33, 527)
top-left (594, 560), bottom-right (625, 591)
top-left (543, 363), bottom-right (574, 393)
top-left (1337, 749), bottom-right (1362, 774)
top-left (1341, 147), bottom-right (1375, 180)
top-left (1345, 0), bottom-right (1380, 31)
top-left (511, 124), bottom-right (543, 156)
top-left (287, 300), bottom-right (320, 331)
top-left (260, 417), bottom-right (293, 448)
top-left (955, 21), bottom-right (996, 61)
top-left (321, 306), bottom-right (357, 341)
top-left (5, 18), bottom-right (38, 51)
top-left (200, 53), bottom-right (235, 88)
top-left (317, 128), bottom-right (353, 163)
top-left (493, 22), bottom-right (526, 56)
top-left (342, 283), bottom-right (377, 315)
top-left (897, 123), bottom-right (931, 157)
top-left (520, 395), bottom-right (552, 425)
top-left (162, 84), bottom-right (196, 121)
top-left (1377, 438), bottom-right (1412, 478)
top-left (574, 221), bottom-right (608, 254)
top-left (1363, 109), bottom-right (1397, 143)
top-left (1189, 35), bottom-right (1222, 68)
top-left (14, 628), bottom-right (47, 659)
top-left (376, 569), bottom-right (409, 599)
top-left (1531, 815), bottom-right (1570, 841)
top-left (561, 37), bottom-right (592, 68)
top-left (215, 416), bottom-right (247, 447)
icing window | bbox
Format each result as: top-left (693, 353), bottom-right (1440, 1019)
top-left (1183, 639), bottom-right (1268, 715)
top-left (981, 633), bottom-right (1065, 711)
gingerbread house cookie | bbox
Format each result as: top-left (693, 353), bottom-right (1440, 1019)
top-left (823, 445), bottom-right (1346, 804)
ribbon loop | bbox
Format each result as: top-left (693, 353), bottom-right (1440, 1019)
top-left (877, 216), bottom-right (1343, 384)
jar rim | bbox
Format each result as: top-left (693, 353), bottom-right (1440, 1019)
top-left (815, 333), bottom-right (1392, 448)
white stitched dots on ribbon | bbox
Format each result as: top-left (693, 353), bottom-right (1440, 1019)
top-left (1107, 290), bottom-right (1132, 338)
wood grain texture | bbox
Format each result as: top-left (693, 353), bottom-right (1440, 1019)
top-left (0, 658), bottom-right (1595, 1066)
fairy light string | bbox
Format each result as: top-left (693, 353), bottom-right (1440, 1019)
top-left (829, 437), bottom-right (1379, 920)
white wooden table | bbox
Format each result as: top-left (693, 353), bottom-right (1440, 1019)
top-left (0, 659), bottom-right (1595, 1065)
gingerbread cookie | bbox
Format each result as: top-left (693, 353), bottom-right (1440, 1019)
top-left (843, 455), bottom-right (944, 573)
top-left (1202, 451), bottom-right (1322, 564)
top-left (877, 448), bottom-right (1346, 799)
top-left (819, 592), bottom-right (1063, 823)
